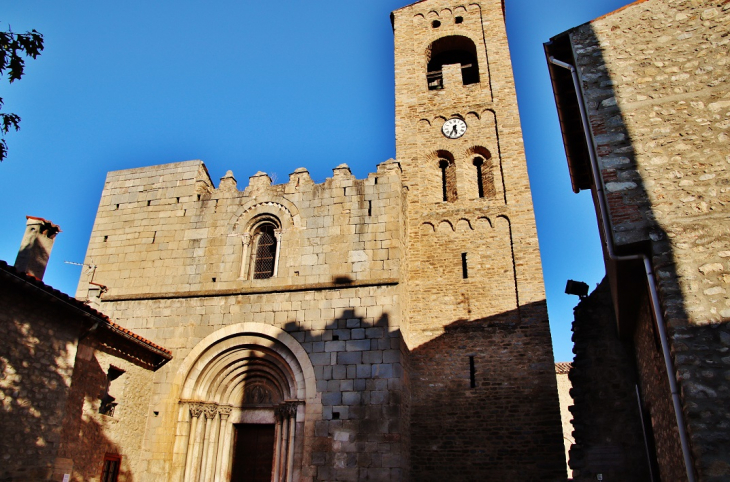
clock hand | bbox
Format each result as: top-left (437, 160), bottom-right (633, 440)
top-left (451, 125), bottom-right (458, 136)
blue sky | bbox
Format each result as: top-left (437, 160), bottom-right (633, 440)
top-left (0, 0), bottom-right (632, 361)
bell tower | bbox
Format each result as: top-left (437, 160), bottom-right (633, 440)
top-left (392, 0), bottom-right (566, 479)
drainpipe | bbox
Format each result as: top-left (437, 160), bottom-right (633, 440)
top-left (548, 56), bottom-right (696, 482)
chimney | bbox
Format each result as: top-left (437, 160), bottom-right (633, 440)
top-left (14, 216), bottom-right (61, 281)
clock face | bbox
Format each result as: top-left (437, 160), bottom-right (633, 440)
top-left (442, 118), bottom-right (467, 139)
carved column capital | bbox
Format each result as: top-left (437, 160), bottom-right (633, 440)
top-left (276, 400), bottom-right (301, 420)
top-left (274, 229), bottom-right (283, 240)
top-left (241, 233), bottom-right (251, 246)
top-left (204, 403), bottom-right (218, 419)
top-left (189, 402), bottom-right (205, 418)
top-left (218, 405), bottom-right (233, 420)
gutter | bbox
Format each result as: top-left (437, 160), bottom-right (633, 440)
top-left (547, 55), bottom-right (696, 482)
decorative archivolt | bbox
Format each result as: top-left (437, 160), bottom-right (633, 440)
top-left (230, 196), bottom-right (300, 234)
top-left (420, 215), bottom-right (509, 234)
top-left (170, 324), bottom-right (316, 482)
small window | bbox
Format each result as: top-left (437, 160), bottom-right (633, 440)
top-left (252, 224), bottom-right (277, 279)
top-left (242, 216), bottom-right (282, 281)
top-left (472, 152), bottom-right (495, 199)
top-left (455, 16), bottom-right (463, 24)
top-left (439, 158), bottom-right (457, 203)
top-left (432, 20), bottom-right (441, 28)
top-left (100, 453), bottom-right (122, 482)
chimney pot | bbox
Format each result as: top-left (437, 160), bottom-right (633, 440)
top-left (14, 216), bottom-right (61, 281)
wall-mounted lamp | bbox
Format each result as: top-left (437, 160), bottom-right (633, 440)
top-left (565, 279), bottom-right (589, 299)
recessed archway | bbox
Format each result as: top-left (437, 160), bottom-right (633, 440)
top-left (170, 323), bottom-right (316, 482)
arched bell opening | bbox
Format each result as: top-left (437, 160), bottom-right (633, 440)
top-left (171, 327), bottom-right (314, 482)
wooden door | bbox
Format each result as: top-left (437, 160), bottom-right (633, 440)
top-left (230, 424), bottom-right (276, 482)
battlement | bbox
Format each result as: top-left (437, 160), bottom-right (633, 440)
top-left (78, 159), bottom-right (404, 300)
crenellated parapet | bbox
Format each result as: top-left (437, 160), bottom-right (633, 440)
top-left (77, 159), bottom-right (403, 301)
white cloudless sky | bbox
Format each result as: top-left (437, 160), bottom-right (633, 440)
top-left (0, 0), bottom-right (632, 361)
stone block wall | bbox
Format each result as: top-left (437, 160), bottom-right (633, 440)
top-left (57, 341), bottom-right (156, 482)
top-left (555, 362), bottom-right (574, 479)
top-left (77, 159), bottom-right (402, 300)
top-left (561, 1), bottom-right (730, 478)
top-left (408, 300), bottom-right (563, 481)
top-left (568, 280), bottom-right (652, 481)
top-left (392, 1), bottom-right (566, 479)
top-left (99, 285), bottom-right (405, 482)
top-left (0, 282), bottom-right (80, 482)
top-left (77, 160), bottom-right (409, 481)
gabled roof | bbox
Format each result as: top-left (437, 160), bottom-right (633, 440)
top-left (0, 260), bottom-right (172, 369)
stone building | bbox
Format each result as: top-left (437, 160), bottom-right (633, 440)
top-left (0, 217), bottom-right (171, 482)
top-left (545, 0), bottom-right (730, 480)
top-left (554, 362), bottom-right (574, 480)
top-left (49, 0), bottom-right (567, 480)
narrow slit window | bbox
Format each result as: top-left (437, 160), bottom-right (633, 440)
top-left (474, 157), bottom-right (484, 198)
top-left (469, 356), bottom-right (476, 388)
top-left (439, 159), bottom-right (457, 202)
top-left (472, 151), bottom-right (495, 199)
top-left (461, 252), bottom-right (468, 279)
top-left (368, 200), bottom-right (372, 216)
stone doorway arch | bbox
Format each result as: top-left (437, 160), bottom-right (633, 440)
top-left (170, 323), bottom-right (316, 482)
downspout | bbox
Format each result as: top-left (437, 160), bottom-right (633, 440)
top-left (548, 56), bottom-right (696, 482)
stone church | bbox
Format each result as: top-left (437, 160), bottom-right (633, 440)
top-left (3, 0), bottom-right (568, 480)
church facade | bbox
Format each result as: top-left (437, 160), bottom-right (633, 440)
top-left (69, 0), bottom-right (566, 480)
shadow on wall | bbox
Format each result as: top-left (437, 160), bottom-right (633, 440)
top-left (166, 292), bottom-right (566, 482)
top-left (407, 300), bottom-right (567, 482)
top-left (277, 309), bottom-right (410, 482)
top-left (0, 283), bottom-right (129, 482)
top-left (548, 15), bottom-right (730, 481)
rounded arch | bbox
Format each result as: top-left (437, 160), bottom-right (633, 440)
top-left (475, 216), bottom-right (493, 230)
top-left (465, 145), bottom-right (492, 160)
top-left (420, 222), bottom-right (435, 234)
top-left (425, 35), bottom-right (480, 90)
top-left (437, 220), bottom-right (455, 232)
top-left (174, 322), bottom-right (316, 403)
top-left (229, 195), bottom-right (300, 234)
top-left (170, 323), bottom-right (316, 482)
top-left (430, 150), bottom-right (457, 203)
top-left (455, 218), bottom-right (473, 231)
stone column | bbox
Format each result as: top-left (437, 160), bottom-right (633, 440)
top-left (273, 408), bottom-right (284, 482)
top-left (184, 403), bottom-right (205, 482)
top-left (284, 402), bottom-right (298, 482)
top-left (213, 406), bottom-right (232, 482)
top-left (273, 229), bottom-right (283, 277)
top-left (239, 234), bottom-right (251, 279)
top-left (171, 402), bottom-right (193, 482)
top-left (201, 404), bottom-right (219, 482)
top-left (274, 401), bottom-right (300, 482)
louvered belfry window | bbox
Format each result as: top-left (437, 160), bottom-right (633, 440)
top-left (253, 224), bottom-right (277, 279)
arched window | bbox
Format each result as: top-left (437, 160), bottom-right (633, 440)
top-left (426, 35), bottom-right (480, 90)
top-left (251, 223), bottom-right (277, 279)
top-left (436, 151), bottom-right (457, 202)
top-left (468, 146), bottom-right (495, 199)
top-left (240, 215), bottom-right (282, 280)
top-left (473, 156), bottom-right (495, 199)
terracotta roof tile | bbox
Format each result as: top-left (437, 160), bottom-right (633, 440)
top-left (555, 362), bottom-right (573, 374)
top-left (0, 260), bottom-right (171, 360)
